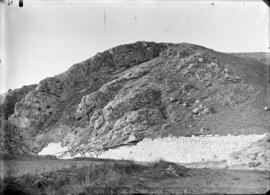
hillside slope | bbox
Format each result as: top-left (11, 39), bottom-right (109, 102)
top-left (1, 41), bottom-right (269, 156)
top-left (231, 52), bottom-right (270, 66)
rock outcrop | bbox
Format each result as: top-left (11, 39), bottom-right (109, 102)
top-left (228, 133), bottom-right (270, 170)
top-left (1, 41), bottom-right (269, 156)
top-left (0, 85), bottom-right (36, 155)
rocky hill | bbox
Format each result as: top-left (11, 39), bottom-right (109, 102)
top-left (0, 42), bottom-right (269, 156)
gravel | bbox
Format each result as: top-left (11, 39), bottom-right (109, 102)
top-left (98, 134), bottom-right (266, 163)
top-left (39, 134), bottom-right (266, 166)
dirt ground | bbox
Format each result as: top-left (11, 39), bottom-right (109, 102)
top-left (2, 134), bottom-right (269, 194)
top-left (1, 159), bottom-right (269, 194)
top-left (132, 168), bottom-right (269, 194)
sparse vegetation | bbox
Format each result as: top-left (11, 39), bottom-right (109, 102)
top-left (0, 160), bottom-right (188, 195)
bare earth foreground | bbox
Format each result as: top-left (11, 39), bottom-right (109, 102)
top-left (1, 134), bottom-right (270, 195)
top-left (1, 159), bottom-right (269, 195)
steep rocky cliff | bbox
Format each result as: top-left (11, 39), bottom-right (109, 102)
top-left (1, 42), bottom-right (269, 156)
top-left (0, 85), bottom-right (36, 155)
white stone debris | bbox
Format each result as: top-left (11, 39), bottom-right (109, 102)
top-left (38, 134), bottom-right (266, 164)
top-left (38, 142), bottom-right (68, 157)
top-left (264, 106), bottom-right (270, 111)
top-left (98, 134), bottom-right (266, 163)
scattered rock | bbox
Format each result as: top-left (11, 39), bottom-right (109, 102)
top-left (199, 128), bottom-right (204, 132)
top-left (169, 97), bottom-right (177, 103)
top-left (192, 107), bottom-right (201, 114)
top-left (264, 106), bottom-right (270, 111)
top-left (194, 99), bottom-right (200, 104)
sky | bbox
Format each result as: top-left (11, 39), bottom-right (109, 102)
top-left (0, 0), bottom-right (269, 93)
